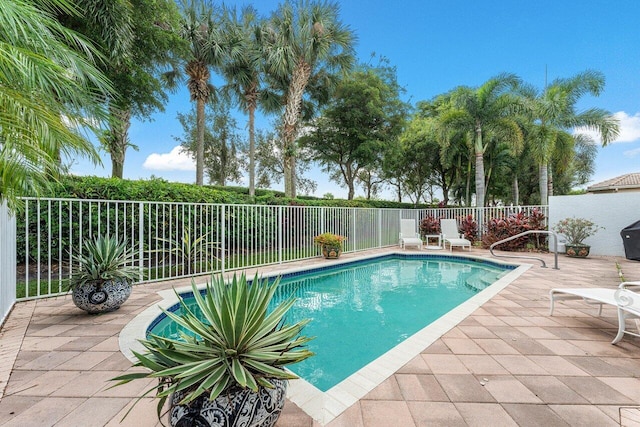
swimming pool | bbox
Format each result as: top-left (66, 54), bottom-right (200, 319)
top-left (120, 251), bottom-right (528, 424)
top-left (148, 254), bottom-right (514, 391)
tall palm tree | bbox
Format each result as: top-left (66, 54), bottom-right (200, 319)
top-left (173, 0), bottom-right (233, 185)
top-left (261, 0), bottom-right (355, 198)
top-left (519, 70), bottom-right (619, 204)
top-left (222, 6), bottom-right (279, 197)
top-left (0, 0), bottom-right (110, 207)
top-left (439, 73), bottom-right (523, 207)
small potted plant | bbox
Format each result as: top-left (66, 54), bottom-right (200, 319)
top-left (68, 235), bottom-right (140, 313)
top-left (313, 232), bottom-right (346, 259)
top-left (112, 273), bottom-right (313, 427)
top-left (552, 217), bottom-right (603, 258)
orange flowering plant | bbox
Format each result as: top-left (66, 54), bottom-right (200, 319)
top-left (313, 233), bottom-right (346, 247)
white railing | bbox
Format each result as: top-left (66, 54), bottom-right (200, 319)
top-left (1, 201), bottom-right (17, 326)
top-left (14, 198), bottom-right (547, 301)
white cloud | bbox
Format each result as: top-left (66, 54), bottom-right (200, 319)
top-left (574, 111), bottom-right (640, 144)
top-left (623, 147), bottom-right (640, 158)
top-left (143, 146), bottom-right (195, 171)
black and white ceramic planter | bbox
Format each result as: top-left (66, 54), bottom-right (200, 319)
top-left (169, 379), bottom-right (287, 427)
top-left (71, 279), bottom-right (133, 314)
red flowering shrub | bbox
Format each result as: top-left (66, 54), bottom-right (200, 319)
top-left (420, 215), bottom-right (441, 236)
top-left (482, 209), bottom-right (547, 251)
top-left (459, 214), bottom-right (478, 243)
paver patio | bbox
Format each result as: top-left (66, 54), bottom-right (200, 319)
top-left (1, 249), bottom-right (640, 426)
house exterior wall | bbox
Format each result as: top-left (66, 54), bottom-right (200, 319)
top-left (549, 193), bottom-right (640, 257)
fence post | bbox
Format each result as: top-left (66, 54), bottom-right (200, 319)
top-left (378, 209), bottom-right (382, 248)
top-left (138, 202), bottom-right (144, 281)
top-left (278, 206), bottom-right (283, 264)
top-left (221, 204), bottom-right (226, 274)
top-left (0, 201), bottom-right (16, 327)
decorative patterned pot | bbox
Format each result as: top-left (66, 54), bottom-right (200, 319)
top-left (71, 279), bottom-right (132, 314)
top-left (169, 379), bottom-right (287, 427)
top-left (321, 245), bottom-right (342, 259)
top-left (565, 244), bottom-right (590, 258)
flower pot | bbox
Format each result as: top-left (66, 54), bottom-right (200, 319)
top-left (565, 244), bottom-right (590, 258)
top-left (71, 278), bottom-right (132, 314)
top-left (322, 245), bottom-right (342, 259)
top-left (169, 379), bottom-right (287, 427)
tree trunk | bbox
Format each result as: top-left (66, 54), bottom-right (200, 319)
top-left (548, 166), bottom-right (554, 198)
top-left (108, 106), bottom-right (131, 179)
top-left (474, 125), bottom-right (485, 207)
top-left (247, 84), bottom-right (257, 197)
top-left (512, 176), bottom-right (519, 206)
top-left (196, 97), bottom-right (205, 185)
top-left (539, 163), bottom-right (548, 205)
top-left (282, 63), bottom-right (311, 198)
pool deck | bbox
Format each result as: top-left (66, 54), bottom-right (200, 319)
top-left (1, 248), bottom-right (640, 426)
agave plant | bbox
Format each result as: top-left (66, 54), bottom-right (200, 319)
top-left (112, 272), bottom-right (313, 419)
top-left (69, 235), bottom-right (140, 289)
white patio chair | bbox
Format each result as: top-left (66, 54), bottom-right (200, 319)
top-left (613, 286), bottom-right (640, 344)
top-left (549, 281), bottom-right (640, 344)
top-left (399, 219), bottom-right (422, 250)
top-left (440, 219), bottom-right (471, 252)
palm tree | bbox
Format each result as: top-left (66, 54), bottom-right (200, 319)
top-left (222, 6), bottom-right (279, 197)
top-left (0, 0), bottom-right (110, 207)
top-left (261, 0), bottom-right (355, 198)
top-left (173, 0), bottom-right (233, 185)
top-left (519, 70), bottom-right (619, 204)
top-left (439, 73), bottom-right (523, 207)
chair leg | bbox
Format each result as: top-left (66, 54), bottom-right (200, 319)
top-left (612, 308), bottom-right (626, 344)
top-left (549, 291), bottom-right (556, 316)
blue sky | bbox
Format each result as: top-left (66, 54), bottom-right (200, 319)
top-left (71, 0), bottom-right (640, 199)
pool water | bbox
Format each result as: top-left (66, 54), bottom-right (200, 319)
top-left (148, 255), bottom-right (511, 391)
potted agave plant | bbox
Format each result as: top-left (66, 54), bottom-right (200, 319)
top-left (68, 235), bottom-right (140, 314)
top-left (552, 217), bottom-right (603, 258)
top-left (313, 232), bottom-right (346, 259)
top-left (112, 273), bottom-right (313, 427)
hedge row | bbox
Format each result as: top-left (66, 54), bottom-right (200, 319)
top-left (43, 176), bottom-right (431, 209)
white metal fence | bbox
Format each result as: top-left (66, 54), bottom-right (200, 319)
top-left (1, 201), bottom-right (17, 326)
top-left (12, 198), bottom-right (546, 301)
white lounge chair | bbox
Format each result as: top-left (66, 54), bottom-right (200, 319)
top-left (399, 219), bottom-right (422, 250)
top-left (549, 281), bottom-right (640, 344)
top-left (440, 219), bottom-right (471, 252)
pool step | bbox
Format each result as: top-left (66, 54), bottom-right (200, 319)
top-left (465, 272), bottom-right (496, 291)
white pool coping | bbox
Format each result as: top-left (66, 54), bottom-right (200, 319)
top-left (119, 251), bottom-right (531, 425)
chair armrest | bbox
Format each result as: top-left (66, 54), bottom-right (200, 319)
top-left (619, 281), bottom-right (640, 289)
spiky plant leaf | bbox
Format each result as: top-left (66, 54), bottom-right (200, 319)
top-left (111, 272), bottom-right (313, 412)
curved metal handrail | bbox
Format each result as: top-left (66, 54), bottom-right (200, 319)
top-left (489, 230), bottom-right (559, 269)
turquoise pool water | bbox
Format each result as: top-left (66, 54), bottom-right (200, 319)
top-left (148, 254), bottom-right (511, 391)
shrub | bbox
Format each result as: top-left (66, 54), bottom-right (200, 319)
top-left (419, 215), bottom-right (441, 236)
top-left (459, 215), bottom-right (478, 243)
top-left (482, 210), bottom-right (548, 251)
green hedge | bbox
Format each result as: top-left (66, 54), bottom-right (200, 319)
top-left (42, 176), bottom-right (431, 209)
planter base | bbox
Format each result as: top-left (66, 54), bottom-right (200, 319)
top-left (322, 245), bottom-right (342, 259)
top-left (565, 244), bottom-right (590, 258)
top-left (72, 279), bottom-right (132, 314)
top-left (170, 379), bottom-right (287, 427)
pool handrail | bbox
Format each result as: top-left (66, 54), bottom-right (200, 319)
top-left (489, 230), bottom-right (559, 269)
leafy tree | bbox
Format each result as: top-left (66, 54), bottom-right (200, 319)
top-left (175, 102), bottom-right (245, 186)
top-left (518, 70), bottom-right (619, 204)
top-left (101, 0), bottom-right (183, 178)
top-left (171, 0), bottom-right (238, 185)
top-left (439, 73), bottom-right (523, 207)
top-left (300, 66), bottom-right (408, 200)
top-left (254, 128), bottom-right (317, 195)
top-left (222, 6), bottom-right (280, 197)
top-left (0, 0), bottom-right (110, 207)
top-left (261, 0), bottom-right (355, 198)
